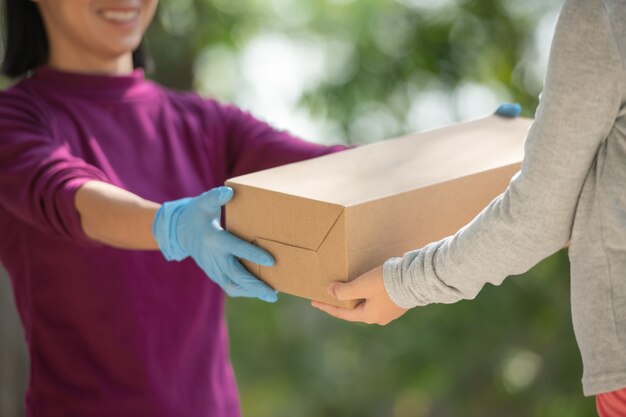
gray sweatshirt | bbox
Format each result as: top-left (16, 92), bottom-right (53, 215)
top-left (383, 0), bottom-right (626, 396)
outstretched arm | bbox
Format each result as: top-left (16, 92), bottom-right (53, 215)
top-left (314, 0), bottom-right (624, 323)
top-left (75, 180), bottom-right (160, 249)
top-left (76, 180), bottom-right (279, 302)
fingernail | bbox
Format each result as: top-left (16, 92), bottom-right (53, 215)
top-left (264, 256), bottom-right (275, 266)
top-left (220, 186), bottom-right (234, 199)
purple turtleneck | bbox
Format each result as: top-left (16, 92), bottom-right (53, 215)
top-left (0, 67), bottom-right (344, 417)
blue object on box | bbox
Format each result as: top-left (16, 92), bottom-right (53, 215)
top-left (495, 103), bottom-right (522, 118)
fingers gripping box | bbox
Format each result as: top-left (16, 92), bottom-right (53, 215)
top-left (225, 116), bottom-right (532, 308)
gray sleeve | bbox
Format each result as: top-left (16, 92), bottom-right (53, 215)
top-left (383, 0), bottom-right (625, 308)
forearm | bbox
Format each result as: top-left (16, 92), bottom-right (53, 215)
top-left (384, 0), bottom-right (623, 309)
top-left (75, 180), bottom-right (160, 250)
top-left (383, 185), bottom-right (569, 307)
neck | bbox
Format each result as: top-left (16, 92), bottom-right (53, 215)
top-left (47, 49), bottom-right (134, 75)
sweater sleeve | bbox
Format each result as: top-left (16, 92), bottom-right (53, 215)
top-left (217, 103), bottom-right (347, 178)
top-left (0, 89), bottom-right (109, 244)
top-left (383, 0), bottom-right (625, 308)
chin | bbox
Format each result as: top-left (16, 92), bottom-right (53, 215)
top-left (103, 38), bottom-right (142, 58)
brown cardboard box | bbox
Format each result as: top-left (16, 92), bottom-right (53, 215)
top-left (225, 115), bottom-right (532, 308)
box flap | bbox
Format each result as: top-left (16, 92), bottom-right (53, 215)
top-left (225, 184), bottom-right (344, 251)
top-left (242, 211), bottom-right (355, 308)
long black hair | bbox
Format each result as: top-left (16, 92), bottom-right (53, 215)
top-left (1, 0), bottom-right (147, 78)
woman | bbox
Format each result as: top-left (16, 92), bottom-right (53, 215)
top-left (0, 0), bottom-right (345, 415)
top-left (313, 0), bottom-right (626, 415)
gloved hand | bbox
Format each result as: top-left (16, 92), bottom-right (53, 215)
top-left (152, 186), bottom-right (278, 302)
top-left (495, 103), bottom-right (522, 118)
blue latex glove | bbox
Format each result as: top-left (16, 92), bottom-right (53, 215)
top-left (495, 103), bottom-right (522, 118)
top-left (152, 186), bottom-right (278, 302)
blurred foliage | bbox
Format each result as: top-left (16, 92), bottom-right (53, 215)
top-left (228, 252), bottom-right (591, 417)
top-left (1, 0), bottom-right (596, 415)
top-left (145, 0), bottom-right (558, 143)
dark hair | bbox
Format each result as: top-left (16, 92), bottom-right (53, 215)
top-left (1, 0), bottom-right (147, 78)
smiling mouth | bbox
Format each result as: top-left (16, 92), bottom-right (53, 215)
top-left (97, 8), bottom-right (140, 23)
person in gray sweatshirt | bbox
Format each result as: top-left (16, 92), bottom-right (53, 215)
top-left (312, 0), bottom-right (626, 414)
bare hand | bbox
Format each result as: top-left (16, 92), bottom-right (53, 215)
top-left (311, 266), bottom-right (409, 325)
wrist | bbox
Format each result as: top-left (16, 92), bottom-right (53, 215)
top-left (152, 198), bottom-right (192, 261)
top-left (382, 258), bottom-right (418, 309)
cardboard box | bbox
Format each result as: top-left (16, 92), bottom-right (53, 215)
top-left (225, 116), bottom-right (532, 308)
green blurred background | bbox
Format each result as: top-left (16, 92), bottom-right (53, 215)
top-left (0, 0), bottom-right (596, 416)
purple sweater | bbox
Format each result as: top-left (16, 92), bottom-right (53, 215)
top-left (0, 68), bottom-right (344, 417)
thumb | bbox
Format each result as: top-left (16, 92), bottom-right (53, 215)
top-left (198, 186), bottom-right (234, 210)
top-left (327, 279), bottom-right (365, 301)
